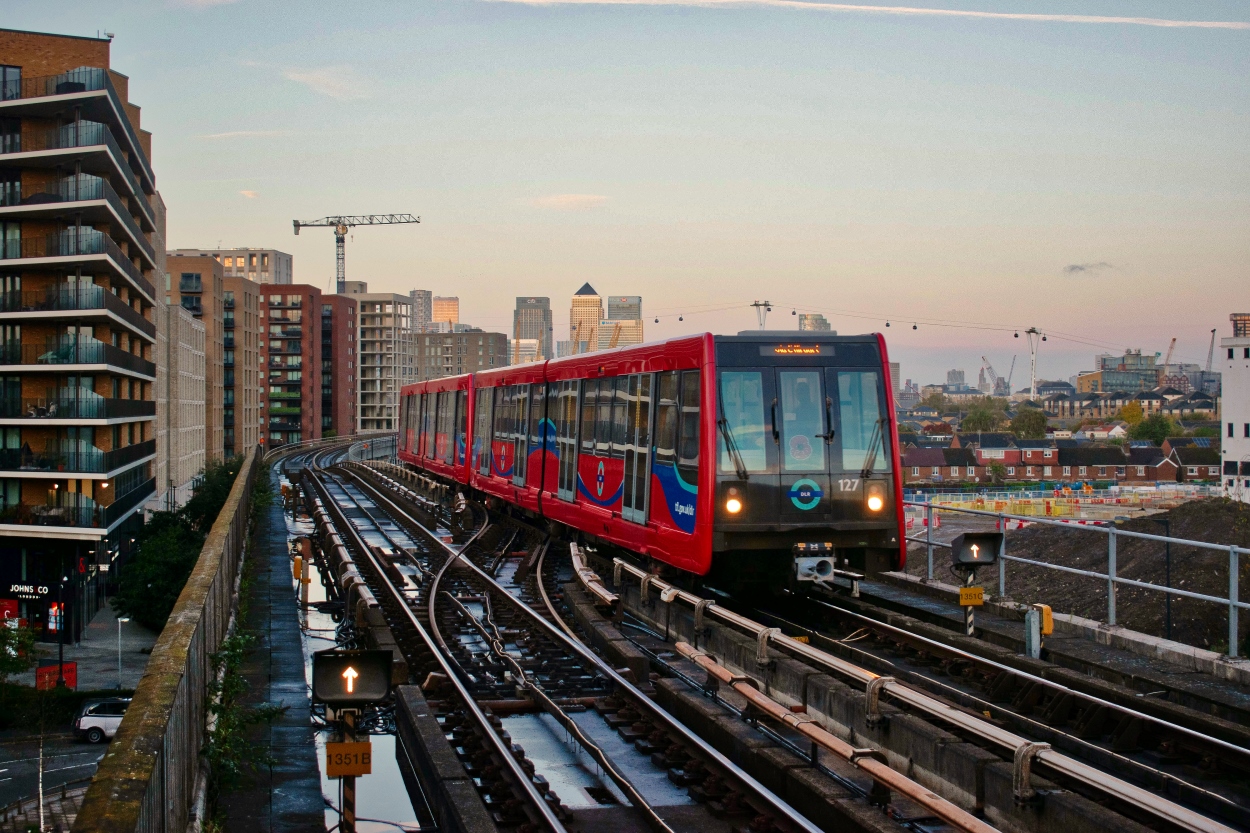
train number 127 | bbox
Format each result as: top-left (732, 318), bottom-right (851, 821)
top-left (837, 478), bottom-right (860, 492)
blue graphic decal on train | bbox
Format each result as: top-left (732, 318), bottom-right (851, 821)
top-left (651, 462), bottom-right (698, 533)
top-left (576, 473), bottom-right (624, 508)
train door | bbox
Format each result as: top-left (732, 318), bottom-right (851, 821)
top-left (526, 383), bottom-right (548, 490)
top-left (555, 380), bottom-right (579, 501)
top-left (776, 369), bottom-right (833, 521)
top-left (474, 387), bottom-right (493, 475)
top-left (621, 373), bottom-right (653, 524)
top-left (511, 384), bottom-right (528, 487)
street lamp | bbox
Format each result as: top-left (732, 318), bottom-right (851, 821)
top-left (117, 617), bottom-right (131, 689)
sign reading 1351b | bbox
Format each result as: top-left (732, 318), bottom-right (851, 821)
top-left (311, 649), bottom-right (393, 706)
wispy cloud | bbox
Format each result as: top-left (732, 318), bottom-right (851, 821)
top-left (172, 0), bottom-right (243, 8)
top-left (529, 194), bottom-right (610, 210)
top-left (200, 130), bottom-right (285, 140)
top-left (1064, 261), bottom-right (1113, 274)
top-left (483, 0), bottom-right (1250, 30)
top-left (282, 66), bottom-right (371, 100)
top-left (239, 190), bottom-right (259, 199)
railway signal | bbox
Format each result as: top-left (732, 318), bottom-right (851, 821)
top-left (950, 533), bottom-right (1002, 636)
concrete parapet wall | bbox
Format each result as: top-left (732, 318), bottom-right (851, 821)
top-left (71, 448), bottom-right (260, 833)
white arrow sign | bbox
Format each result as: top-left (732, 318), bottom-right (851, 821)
top-left (970, 544), bottom-right (980, 559)
top-left (342, 666), bottom-right (358, 693)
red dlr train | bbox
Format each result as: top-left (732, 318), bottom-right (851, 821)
top-left (397, 332), bottom-right (904, 593)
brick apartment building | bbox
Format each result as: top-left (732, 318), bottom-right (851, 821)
top-left (166, 253), bottom-right (223, 460)
top-left (320, 294), bottom-right (357, 438)
top-left (223, 276), bottom-right (261, 457)
top-left (0, 28), bottom-right (197, 641)
top-left (261, 285), bottom-right (322, 447)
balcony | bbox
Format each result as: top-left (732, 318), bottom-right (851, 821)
top-left (1, 68), bottom-right (155, 191)
top-left (0, 337), bottom-right (156, 377)
top-left (268, 419), bottom-right (303, 432)
top-left (224, 334), bottom-right (235, 349)
top-left (0, 284), bottom-right (155, 338)
top-left (0, 476), bottom-right (154, 530)
top-left (0, 121), bottom-right (155, 227)
top-left (0, 438), bottom-right (155, 474)
top-left (1, 174), bottom-right (156, 264)
top-left (0, 229), bottom-right (155, 302)
top-left (0, 394), bottom-right (155, 420)
top-left (269, 405), bottom-right (302, 416)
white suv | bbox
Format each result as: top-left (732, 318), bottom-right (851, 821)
top-left (74, 698), bottom-right (131, 743)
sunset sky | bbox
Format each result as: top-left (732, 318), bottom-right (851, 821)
top-left (8, 0), bottom-right (1248, 385)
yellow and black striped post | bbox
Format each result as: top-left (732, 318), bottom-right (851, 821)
top-left (342, 710), bottom-right (357, 833)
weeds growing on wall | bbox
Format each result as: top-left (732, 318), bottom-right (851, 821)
top-left (202, 471), bottom-right (283, 826)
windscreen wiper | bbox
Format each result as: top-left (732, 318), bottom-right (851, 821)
top-left (860, 417), bottom-right (887, 480)
top-left (717, 405), bottom-right (750, 481)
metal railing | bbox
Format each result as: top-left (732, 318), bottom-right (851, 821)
top-left (0, 337), bottom-right (156, 376)
top-left (0, 395), bottom-right (155, 420)
top-left (16, 174), bottom-right (155, 261)
top-left (0, 284), bottom-right (155, 337)
top-left (72, 448), bottom-right (259, 833)
top-left (2, 68), bottom-right (155, 188)
top-left (0, 439), bottom-right (155, 474)
top-left (906, 498), bottom-right (1249, 658)
top-left (0, 229), bottom-right (155, 301)
top-left (0, 476), bottom-right (154, 529)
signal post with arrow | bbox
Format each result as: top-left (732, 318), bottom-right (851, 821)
top-left (949, 533), bottom-right (1003, 637)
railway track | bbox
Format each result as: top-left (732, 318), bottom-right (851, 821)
top-left (301, 460), bottom-right (856, 833)
top-left (294, 453), bottom-right (1247, 833)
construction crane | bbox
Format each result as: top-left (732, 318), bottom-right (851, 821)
top-left (607, 321), bottom-right (623, 349)
top-left (1206, 329), bottom-right (1217, 373)
top-left (1005, 355), bottom-right (1017, 393)
top-left (982, 356), bottom-right (1013, 397)
top-left (293, 214), bottom-right (420, 293)
top-left (1162, 337), bottom-right (1177, 370)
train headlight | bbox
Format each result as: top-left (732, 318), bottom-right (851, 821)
top-left (866, 483), bottom-right (886, 512)
top-left (726, 497), bottom-right (743, 514)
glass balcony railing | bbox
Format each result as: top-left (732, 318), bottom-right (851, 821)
top-left (0, 284), bottom-right (155, 337)
top-left (0, 438), bottom-right (155, 474)
top-left (0, 395), bottom-right (154, 420)
top-left (0, 121), bottom-right (154, 225)
top-left (0, 229), bottom-right (155, 301)
top-left (2, 68), bottom-right (155, 188)
top-left (0, 337), bottom-right (156, 377)
top-left (11, 175), bottom-right (155, 262)
top-left (0, 476), bottom-right (154, 529)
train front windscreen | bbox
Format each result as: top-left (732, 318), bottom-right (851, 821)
top-left (712, 334), bottom-right (899, 586)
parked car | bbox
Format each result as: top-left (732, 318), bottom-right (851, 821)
top-left (74, 698), bottom-right (131, 743)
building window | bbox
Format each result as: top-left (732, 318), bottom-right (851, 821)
top-left (911, 467), bottom-right (919, 476)
top-left (1006, 467), bottom-right (1015, 475)
top-left (1062, 466), bottom-right (1071, 476)
top-left (1138, 466), bottom-right (1146, 476)
top-left (1188, 467), bottom-right (1197, 476)
top-left (1043, 466), bottom-right (1051, 476)
top-left (1231, 423), bottom-right (1236, 438)
top-left (1098, 466), bottom-right (1107, 476)
top-left (932, 467), bottom-right (940, 476)
top-left (1043, 450), bottom-right (1053, 458)
top-left (1078, 466), bottom-right (1087, 475)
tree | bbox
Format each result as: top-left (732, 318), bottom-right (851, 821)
top-left (112, 519), bottom-right (207, 631)
top-left (988, 462), bottom-right (1008, 485)
top-left (1011, 407), bottom-right (1048, 439)
top-left (1129, 413), bottom-right (1180, 444)
top-left (920, 392), bottom-right (949, 412)
top-left (0, 623), bottom-right (37, 683)
top-left (961, 397), bottom-right (1007, 432)
top-left (1116, 401), bottom-right (1144, 426)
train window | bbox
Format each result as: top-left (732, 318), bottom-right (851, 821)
top-left (557, 381), bottom-right (579, 500)
top-left (779, 370), bottom-right (826, 472)
top-left (611, 377), bottom-right (629, 459)
top-left (622, 374), bottom-right (652, 521)
top-left (595, 379), bottom-right (613, 456)
top-left (654, 372), bottom-right (678, 467)
top-left (718, 371), bottom-right (768, 473)
top-left (836, 371), bottom-right (890, 472)
top-left (529, 384), bottom-right (546, 453)
top-left (580, 380), bottom-right (598, 453)
top-left (475, 387), bottom-right (493, 474)
top-left (513, 385), bottom-right (528, 484)
top-left (677, 370), bottom-right (700, 482)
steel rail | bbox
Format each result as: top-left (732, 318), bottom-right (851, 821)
top-left (678, 643), bottom-right (1002, 833)
top-left (611, 558), bottom-right (1239, 833)
top-left (803, 596), bottom-right (1250, 762)
top-left (441, 592), bottom-right (675, 833)
top-left (340, 467), bottom-right (826, 833)
top-left (304, 470), bottom-right (568, 833)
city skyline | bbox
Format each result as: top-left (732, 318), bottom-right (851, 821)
top-left (6, 0), bottom-right (1244, 383)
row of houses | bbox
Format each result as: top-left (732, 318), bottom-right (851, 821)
top-left (1041, 388), bottom-right (1217, 420)
top-left (900, 435), bottom-right (1220, 485)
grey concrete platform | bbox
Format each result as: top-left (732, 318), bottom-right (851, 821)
top-left (220, 467), bottom-right (325, 832)
top-left (838, 576), bottom-right (1250, 724)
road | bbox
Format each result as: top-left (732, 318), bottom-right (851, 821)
top-left (0, 733), bottom-right (105, 808)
